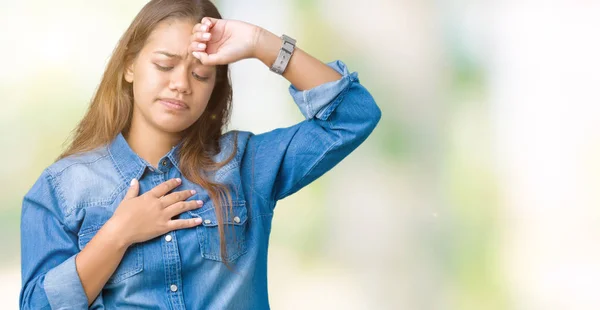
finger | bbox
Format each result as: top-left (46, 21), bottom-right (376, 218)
top-left (160, 189), bottom-right (197, 207)
top-left (124, 178), bottom-right (140, 199)
top-left (189, 42), bottom-right (206, 53)
top-left (192, 22), bottom-right (212, 34)
top-left (164, 200), bottom-right (203, 218)
top-left (167, 217), bottom-right (203, 230)
top-left (201, 17), bottom-right (218, 28)
top-left (193, 31), bottom-right (212, 42)
top-left (148, 178), bottom-right (182, 198)
top-left (192, 51), bottom-right (226, 66)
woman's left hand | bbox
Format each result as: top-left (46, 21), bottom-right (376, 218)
top-left (189, 17), bottom-right (263, 66)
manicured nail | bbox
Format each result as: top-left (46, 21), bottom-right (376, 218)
top-left (176, 178), bottom-right (182, 183)
top-left (201, 25), bottom-right (207, 31)
top-left (130, 178), bottom-right (137, 186)
top-left (195, 217), bottom-right (203, 224)
top-left (196, 200), bottom-right (203, 206)
top-left (190, 189), bottom-right (197, 195)
top-left (202, 32), bottom-right (211, 39)
top-left (197, 42), bottom-right (206, 49)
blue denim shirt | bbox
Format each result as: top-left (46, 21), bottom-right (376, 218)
top-left (20, 60), bottom-right (381, 309)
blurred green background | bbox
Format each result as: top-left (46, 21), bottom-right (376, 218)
top-left (3, 1), bottom-right (600, 309)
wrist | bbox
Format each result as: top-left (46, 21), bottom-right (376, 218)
top-left (254, 28), bottom-right (283, 67)
top-left (103, 218), bottom-right (132, 251)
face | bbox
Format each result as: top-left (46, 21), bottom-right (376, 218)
top-left (124, 18), bottom-right (216, 134)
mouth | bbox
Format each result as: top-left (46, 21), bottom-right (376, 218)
top-left (159, 98), bottom-right (189, 110)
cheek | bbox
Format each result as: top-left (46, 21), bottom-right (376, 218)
top-left (191, 84), bottom-right (215, 112)
top-left (134, 69), bottom-right (164, 100)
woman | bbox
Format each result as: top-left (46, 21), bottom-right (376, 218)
top-left (20, 0), bottom-right (381, 309)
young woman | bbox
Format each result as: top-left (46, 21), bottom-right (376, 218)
top-left (19, 0), bottom-right (381, 309)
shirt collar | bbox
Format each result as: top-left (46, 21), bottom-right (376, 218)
top-left (108, 132), bottom-right (182, 182)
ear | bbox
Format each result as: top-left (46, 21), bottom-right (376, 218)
top-left (124, 61), bottom-right (134, 83)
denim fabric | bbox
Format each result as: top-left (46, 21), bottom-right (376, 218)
top-left (20, 60), bottom-right (381, 309)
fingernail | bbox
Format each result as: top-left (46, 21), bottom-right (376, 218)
top-left (130, 178), bottom-right (137, 186)
top-left (201, 25), bottom-right (207, 31)
top-left (195, 217), bottom-right (203, 224)
top-left (197, 42), bottom-right (206, 49)
top-left (202, 32), bottom-right (211, 39)
top-left (190, 189), bottom-right (197, 195)
top-left (192, 51), bottom-right (201, 59)
top-left (176, 178), bottom-right (182, 183)
top-left (196, 200), bottom-right (203, 206)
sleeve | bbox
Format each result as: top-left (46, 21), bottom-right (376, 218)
top-left (244, 60), bottom-right (382, 205)
top-left (20, 170), bottom-right (90, 309)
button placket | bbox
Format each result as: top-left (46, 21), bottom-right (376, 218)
top-left (155, 173), bottom-right (185, 308)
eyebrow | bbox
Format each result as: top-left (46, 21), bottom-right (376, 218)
top-left (153, 50), bottom-right (203, 65)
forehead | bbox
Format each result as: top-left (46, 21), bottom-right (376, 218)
top-left (148, 18), bottom-right (195, 44)
top-left (144, 18), bottom-right (197, 61)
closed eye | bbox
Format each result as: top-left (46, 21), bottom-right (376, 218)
top-left (191, 72), bottom-right (210, 82)
top-left (155, 64), bottom-right (173, 71)
top-left (154, 64), bottom-right (210, 82)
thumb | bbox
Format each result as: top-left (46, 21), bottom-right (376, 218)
top-left (192, 51), bottom-right (226, 66)
top-left (125, 178), bottom-right (140, 199)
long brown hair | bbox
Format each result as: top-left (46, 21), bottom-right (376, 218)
top-left (58, 0), bottom-right (239, 270)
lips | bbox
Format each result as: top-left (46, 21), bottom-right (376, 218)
top-left (159, 98), bottom-right (188, 110)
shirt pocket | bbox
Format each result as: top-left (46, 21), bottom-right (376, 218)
top-left (188, 200), bottom-right (249, 262)
top-left (77, 225), bottom-right (143, 284)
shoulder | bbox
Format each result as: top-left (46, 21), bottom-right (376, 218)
top-left (46, 146), bottom-right (112, 178)
top-left (216, 130), bottom-right (253, 161)
top-left (41, 146), bottom-right (124, 216)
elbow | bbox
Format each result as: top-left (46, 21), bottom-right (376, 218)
top-left (357, 91), bottom-right (382, 140)
top-left (368, 100), bottom-right (382, 132)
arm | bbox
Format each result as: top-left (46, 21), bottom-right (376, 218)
top-left (244, 58), bottom-right (381, 204)
top-left (21, 172), bottom-right (201, 307)
top-left (190, 18), bottom-right (382, 206)
top-left (75, 221), bottom-right (128, 306)
top-left (246, 31), bottom-right (382, 204)
top-left (19, 170), bottom-right (96, 309)
top-left (254, 29), bottom-right (342, 91)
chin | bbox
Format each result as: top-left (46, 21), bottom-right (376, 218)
top-left (155, 121), bottom-right (193, 134)
top-left (151, 112), bottom-right (197, 133)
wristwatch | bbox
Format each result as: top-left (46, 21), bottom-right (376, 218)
top-left (269, 34), bottom-right (296, 75)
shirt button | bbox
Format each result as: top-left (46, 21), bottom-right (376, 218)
top-left (170, 284), bottom-right (178, 292)
top-left (165, 234), bottom-right (172, 242)
top-left (203, 219), bottom-right (211, 224)
top-left (162, 160), bottom-right (167, 166)
top-left (233, 216), bottom-right (241, 223)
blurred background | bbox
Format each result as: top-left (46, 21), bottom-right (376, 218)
top-left (2, 0), bottom-right (600, 309)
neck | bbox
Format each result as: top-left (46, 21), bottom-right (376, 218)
top-left (125, 114), bottom-right (182, 168)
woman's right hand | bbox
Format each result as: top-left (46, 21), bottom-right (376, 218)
top-left (108, 178), bottom-right (203, 248)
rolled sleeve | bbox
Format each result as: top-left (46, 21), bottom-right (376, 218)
top-left (44, 255), bottom-right (88, 309)
top-left (289, 60), bottom-right (359, 120)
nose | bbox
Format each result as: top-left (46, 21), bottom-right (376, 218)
top-left (168, 66), bottom-right (191, 94)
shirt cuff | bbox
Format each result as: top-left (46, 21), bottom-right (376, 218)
top-left (44, 254), bottom-right (89, 309)
top-left (288, 60), bottom-right (359, 121)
